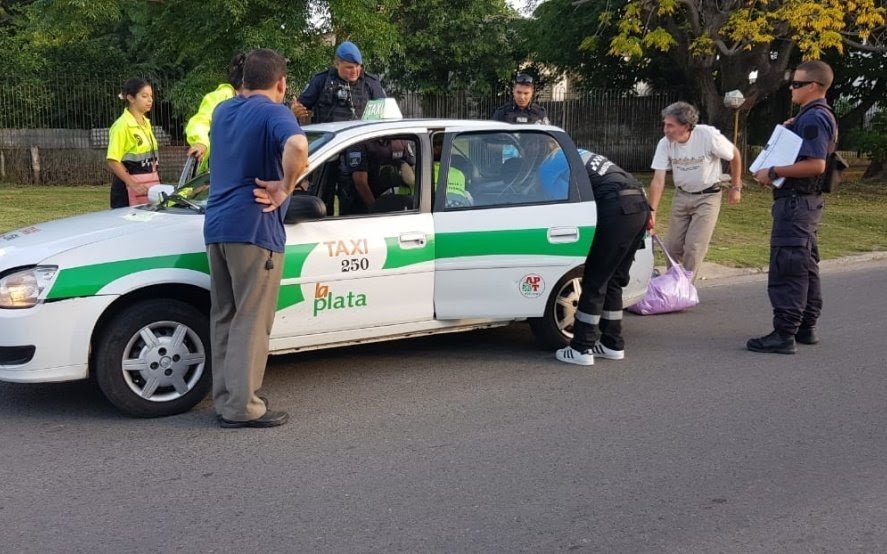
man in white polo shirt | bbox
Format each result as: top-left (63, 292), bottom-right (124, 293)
top-left (648, 101), bottom-right (742, 282)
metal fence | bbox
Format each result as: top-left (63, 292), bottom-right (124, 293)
top-left (0, 74), bottom-right (677, 185)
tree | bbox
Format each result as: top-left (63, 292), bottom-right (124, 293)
top-left (825, 47), bottom-right (887, 134)
top-left (524, 0), bottom-right (684, 94)
top-left (601, 0), bottom-right (886, 132)
top-left (384, 0), bottom-right (524, 94)
top-left (852, 108), bottom-right (887, 179)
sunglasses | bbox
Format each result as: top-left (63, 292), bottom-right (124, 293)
top-left (515, 74), bottom-right (534, 85)
top-left (789, 80), bottom-right (822, 89)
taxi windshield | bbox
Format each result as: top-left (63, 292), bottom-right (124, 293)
top-left (164, 130), bottom-right (333, 208)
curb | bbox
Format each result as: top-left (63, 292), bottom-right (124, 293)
top-left (654, 251), bottom-right (887, 285)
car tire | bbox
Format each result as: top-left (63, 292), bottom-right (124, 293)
top-left (528, 266), bottom-right (583, 350)
top-left (93, 299), bottom-right (211, 418)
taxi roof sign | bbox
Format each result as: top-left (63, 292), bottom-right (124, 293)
top-left (362, 98), bottom-right (403, 121)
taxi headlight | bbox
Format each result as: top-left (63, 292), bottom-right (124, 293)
top-left (0, 266), bottom-right (58, 309)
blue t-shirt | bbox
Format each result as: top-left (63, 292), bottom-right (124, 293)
top-left (789, 99), bottom-right (834, 162)
top-left (204, 94), bottom-right (304, 252)
top-left (540, 148), bottom-right (590, 200)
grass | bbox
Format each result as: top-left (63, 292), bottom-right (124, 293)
top-left (1, 185), bottom-right (108, 233)
top-left (2, 171), bottom-right (885, 268)
top-left (645, 167), bottom-right (887, 268)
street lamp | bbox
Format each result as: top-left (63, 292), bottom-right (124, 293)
top-left (723, 90), bottom-right (745, 146)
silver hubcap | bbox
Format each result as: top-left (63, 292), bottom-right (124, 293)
top-left (120, 320), bottom-right (206, 402)
top-left (554, 277), bottom-right (582, 339)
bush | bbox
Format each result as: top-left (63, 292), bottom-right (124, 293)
top-left (850, 110), bottom-right (886, 179)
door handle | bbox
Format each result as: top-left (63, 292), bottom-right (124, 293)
top-left (399, 232), bottom-right (427, 248)
top-left (548, 227), bottom-right (579, 243)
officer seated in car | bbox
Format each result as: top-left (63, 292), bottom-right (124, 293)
top-left (338, 138), bottom-right (416, 215)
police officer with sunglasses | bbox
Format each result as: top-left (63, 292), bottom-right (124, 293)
top-left (492, 73), bottom-right (550, 125)
top-left (748, 60), bottom-right (837, 355)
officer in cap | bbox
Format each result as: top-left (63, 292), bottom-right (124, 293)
top-left (291, 41), bottom-right (386, 124)
top-left (492, 73), bottom-right (550, 125)
top-left (291, 41), bottom-right (387, 215)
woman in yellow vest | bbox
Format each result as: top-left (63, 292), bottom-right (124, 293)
top-left (185, 53), bottom-right (245, 174)
top-left (106, 78), bottom-right (159, 208)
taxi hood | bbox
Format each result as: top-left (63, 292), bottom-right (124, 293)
top-left (0, 207), bottom-right (188, 270)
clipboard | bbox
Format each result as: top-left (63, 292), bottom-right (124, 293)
top-left (749, 125), bottom-right (802, 188)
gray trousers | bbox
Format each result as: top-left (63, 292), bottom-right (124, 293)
top-left (665, 188), bottom-right (722, 282)
top-left (207, 243), bottom-right (283, 421)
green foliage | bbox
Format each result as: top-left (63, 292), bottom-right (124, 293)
top-left (383, 0), bottom-right (521, 94)
top-left (586, 0), bottom-right (887, 137)
top-left (526, 0), bottom-right (680, 92)
top-left (0, 0), bottom-right (526, 116)
top-left (852, 110), bottom-right (887, 163)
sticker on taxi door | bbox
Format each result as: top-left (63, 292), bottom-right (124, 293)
top-left (519, 274), bottom-right (545, 298)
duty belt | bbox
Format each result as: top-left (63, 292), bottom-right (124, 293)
top-left (597, 188), bottom-right (645, 201)
top-left (681, 184), bottom-right (721, 194)
top-left (774, 188), bottom-right (818, 199)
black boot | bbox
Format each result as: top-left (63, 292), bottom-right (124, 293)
top-left (747, 330), bottom-right (796, 354)
top-left (796, 327), bottom-right (819, 345)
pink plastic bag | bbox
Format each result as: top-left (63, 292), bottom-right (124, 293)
top-left (627, 235), bottom-right (699, 315)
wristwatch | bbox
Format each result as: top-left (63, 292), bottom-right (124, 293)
top-left (768, 166), bottom-right (779, 180)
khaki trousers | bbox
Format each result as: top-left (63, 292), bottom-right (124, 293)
top-left (207, 243), bottom-right (283, 421)
top-left (664, 188), bottom-right (722, 282)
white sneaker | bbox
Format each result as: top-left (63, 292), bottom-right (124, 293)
top-left (591, 342), bottom-right (625, 360)
top-left (555, 346), bottom-right (594, 366)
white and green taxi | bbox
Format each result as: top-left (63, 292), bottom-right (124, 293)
top-left (0, 112), bottom-right (652, 417)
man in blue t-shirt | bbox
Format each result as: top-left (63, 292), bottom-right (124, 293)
top-left (204, 48), bottom-right (308, 428)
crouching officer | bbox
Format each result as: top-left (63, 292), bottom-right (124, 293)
top-left (338, 139), bottom-right (415, 214)
top-left (492, 73), bottom-right (550, 124)
top-left (556, 152), bottom-right (652, 366)
top-left (291, 41), bottom-right (386, 124)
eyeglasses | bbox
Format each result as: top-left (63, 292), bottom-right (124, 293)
top-left (789, 80), bottom-right (822, 89)
top-left (515, 74), bottom-right (534, 85)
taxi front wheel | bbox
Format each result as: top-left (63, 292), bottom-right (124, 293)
top-left (92, 299), bottom-right (211, 417)
top-left (529, 267), bottom-right (583, 350)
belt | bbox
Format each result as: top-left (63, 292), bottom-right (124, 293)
top-left (681, 185), bottom-right (721, 195)
top-left (598, 188), bottom-right (644, 201)
top-left (774, 189), bottom-right (817, 199)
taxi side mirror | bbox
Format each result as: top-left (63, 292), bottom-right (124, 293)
top-left (284, 193), bottom-right (326, 224)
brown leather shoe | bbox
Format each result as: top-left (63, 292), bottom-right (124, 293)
top-left (219, 410), bottom-right (289, 428)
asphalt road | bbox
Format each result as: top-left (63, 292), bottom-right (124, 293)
top-left (2, 258), bottom-right (886, 553)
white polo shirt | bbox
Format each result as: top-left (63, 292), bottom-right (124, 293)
top-left (651, 124), bottom-right (734, 193)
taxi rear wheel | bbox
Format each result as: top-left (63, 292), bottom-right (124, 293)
top-left (529, 267), bottom-right (583, 350)
top-left (93, 299), bottom-right (211, 417)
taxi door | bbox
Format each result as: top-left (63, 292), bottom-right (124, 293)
top-left (270, 129), bottom-right (436, 340)
top-left (432, 128), bottom-right (594, 319)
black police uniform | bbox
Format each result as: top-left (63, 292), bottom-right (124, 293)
top-left (767, 98), bottom-right (835, 337)
top-left (338, 139), bottom-right (415, 215)
top-left (491, 102), bottom-right (550, 124)
top-left (298, 68), bottom-right (386, 214)
top-left (570, 153), bottom-right (650, 352)
top-left (298, 68), bottom-right (386, 124)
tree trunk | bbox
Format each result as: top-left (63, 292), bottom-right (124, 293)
top-left (863, 160), bottom-right (885, 180)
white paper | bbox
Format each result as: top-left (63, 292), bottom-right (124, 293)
top-left (148, 184), bottom-right (175, 203)
top-left (749, 125), bottom-right (803, 188)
